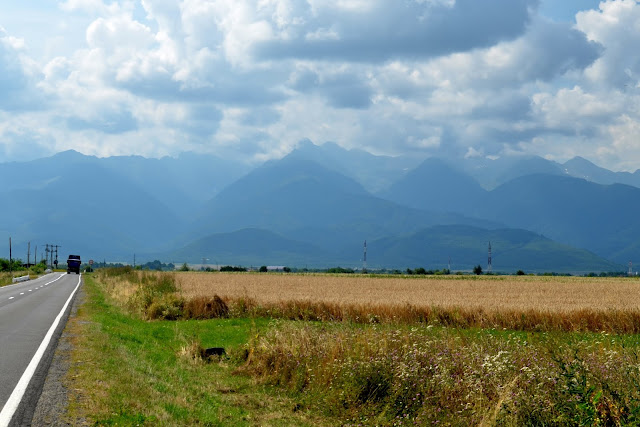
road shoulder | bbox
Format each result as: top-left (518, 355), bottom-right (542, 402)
top-left (31, 284), bottom-right (86, 426)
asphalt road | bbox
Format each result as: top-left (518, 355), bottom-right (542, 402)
top-left (0, 273), bottom-right (81, 426)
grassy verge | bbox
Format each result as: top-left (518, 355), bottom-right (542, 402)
top-left (242, 322), bottom-right (640, 425)
top-left (65, 274), bottom-right (333, 425)
top-left (0, 271), bottom-right (43, 287)
top-left (68, 269), bottom-right (640, 425)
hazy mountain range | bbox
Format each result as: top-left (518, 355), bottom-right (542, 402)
top-left (2, 141), bottom-right (639, 273)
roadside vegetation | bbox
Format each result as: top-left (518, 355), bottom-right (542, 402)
top-left (66, 272), bottom-right (333, 425)
top-left (0, 258), bottom-right (48, 287)
top-left (69, 268), bottom-right (640, 425)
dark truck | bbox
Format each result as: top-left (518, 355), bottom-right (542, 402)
top-left (67, 255), bottom-right (81, 274)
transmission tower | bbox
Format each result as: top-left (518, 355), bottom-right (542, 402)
top-left (630, 261), bottom-right (633, 277)
top-left (363, 240), bottom-right (367, 272)
top-left (487, 242), bottom-right (492, 274)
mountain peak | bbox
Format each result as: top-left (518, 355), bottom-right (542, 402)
top-left (52, 149), bottom-right (90, 160)
top-left (564, 156), bottom-right (596, 168)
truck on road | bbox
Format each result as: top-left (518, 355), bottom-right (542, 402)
top-left (67, 255), bottom-right (81, 274)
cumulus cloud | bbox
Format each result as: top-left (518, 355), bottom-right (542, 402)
top-left (254, 0), bottom-right (536, 62)
top-left (0, 27), bottom-right (41, 110)
top-left (2, 0), bottom-right (640, 171)
top-left (577, 0), bottom-right (640, 88)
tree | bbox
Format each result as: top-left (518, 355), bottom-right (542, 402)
top-left (473, 265), bottom-right (483, 275)
top-left (516, 270), bottom-right (525, 276)
top-left (259, 265), bottom-right (268, 272)
top-left (179, 262), bottom-right (190, 271)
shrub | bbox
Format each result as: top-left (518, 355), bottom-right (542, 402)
top-left (327, 267), bottom-right (355, 274)
top-left (183, 295), bottom-right (229, 319)
top-left (220, 266), bottom-right (247, 272)
top-left (146, 293), bottom-right (185, 320)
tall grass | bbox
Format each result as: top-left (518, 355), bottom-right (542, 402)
top-left (240, 322), bottom-right (640, 425)
top-left (67, 275), bottom-right (326, 425)
top-left (223, 296), bottom-right (640, 334)
top-left (91, 268), bottom-right (640, 424)
top-left (176, 272), bottom-right (640, 312)
top-left (96, 268), bottom-right (230, 321)
top-left (100, 269), bottom-right (640, 333)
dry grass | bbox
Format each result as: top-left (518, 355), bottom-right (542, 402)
top-left (98, 269), bottom-right (640, 333)
top-left (173, 272), bottom-right (640, 333)
top-left (176, 272), bottom-right (640, 313)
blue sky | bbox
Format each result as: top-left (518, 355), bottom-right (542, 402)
top-left (1, 0), bottom-right (640, 171)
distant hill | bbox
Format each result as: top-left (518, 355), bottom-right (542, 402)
top-left (458, 153), bottom-right (640, 190)
top-left (0, 158), bottom-right (180, 260)
top-left (563, 156), bottom-right (640, 188)
top-left (286, 139), bottom-right (423, 193)
top-left (0, 150), bottom-right (249, 219)
top-left (163, 225), bottom-right (622, 273)
top-left (379, 157), bottom-right (486, 214)
top-left (480, 174), bottom-right (640, 264)
top-left (190, 155), bottom-right (498, 252)
top-left (166, 228), bottom-right (332, 267)
top-left (457, 155), bottom-right (563, 189)
top-left (3, 148), bottom-right (638, 272)
top-left (368, 225), bottom-right (623, 273)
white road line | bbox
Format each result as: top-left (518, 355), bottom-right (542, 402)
top-left (3, 274), bottom-right (65, 305)
top-left (0, 274), bottom-right (81, 426)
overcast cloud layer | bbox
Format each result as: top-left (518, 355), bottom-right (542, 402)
top-left (1, 0), bottom-right (640, 170)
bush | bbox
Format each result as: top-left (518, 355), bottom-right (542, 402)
top-left (146, 293), bottom-right (185, 320)
top-left (327, 267), bottom-right (354, 274)
top-left (183, 295), bottom-right (229, 319)
top-left (220, 266), bottom-right (247, 272)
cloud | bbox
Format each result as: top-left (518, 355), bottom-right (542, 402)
top-left (66, 110), bottom-right (138, 134)
top-left (289, 65), bottom-right (371, 108)
top-left (2, 0), bottom-right (640, 172)
top-left (577, 0), bottom-right (640, 88)
top-left (254, 0), bottom-right (537, 62)
top-left (0, 28), bottom-right (42, 110)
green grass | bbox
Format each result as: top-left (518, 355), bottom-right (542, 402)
top-left (242, 321), bottom-right (640, 425)
top-left (0, 268), bottom-right (47, 287)
top-left (66, 275), bottom-right (333, 425)
top-left (69, 270), bottom-right (640, 425)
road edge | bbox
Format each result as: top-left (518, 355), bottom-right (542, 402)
top-left (12, 277), bottom-right (84, 426)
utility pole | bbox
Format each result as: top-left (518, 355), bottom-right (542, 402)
top-left (27, 241), bottom-right (31, 267)
top-left (9, 237), bottom-right (12, 275)
top-left (53, 245), bottom-right (61, 269)
top-left (45, 244), bottom-right (50, 269)
top-left (487, 242), bottom-right (492, 274)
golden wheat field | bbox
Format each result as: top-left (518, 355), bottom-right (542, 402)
top-left (175, 272), bottom-right (640, 313)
